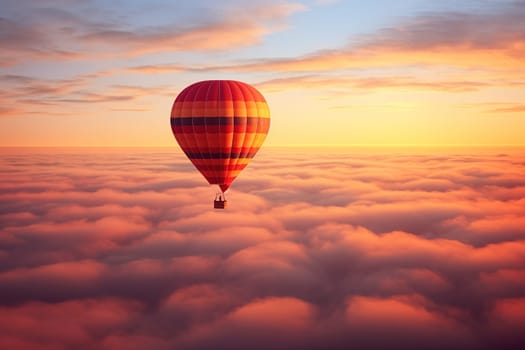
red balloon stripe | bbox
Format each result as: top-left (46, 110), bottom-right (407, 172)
top-left (170, 80), bottom-right (270, 192)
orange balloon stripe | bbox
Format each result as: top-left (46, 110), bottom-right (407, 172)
top-left (173, 101), bottom-right (270, 117)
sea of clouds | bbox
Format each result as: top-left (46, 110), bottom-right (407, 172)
top-left (1, 147), bottom-right (524, 349)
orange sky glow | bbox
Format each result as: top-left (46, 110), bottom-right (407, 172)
top-left (1, 2), bottom-right (525, 349)
top-left (1, 0), bottom-right (524, 147)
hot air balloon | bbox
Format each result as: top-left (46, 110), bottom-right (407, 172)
top-left (170, 80), bottom-right (270, 209)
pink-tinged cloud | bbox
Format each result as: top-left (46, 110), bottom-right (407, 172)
top-left (0, 74), bottom-right (175, 118)
top-left (0, 1), bottom-right (305, 66)
top-left (488, 104), bottom-right (525, 114)
top-left (175, 297), bottom-right (317, 350)
top-left (162, 283), bottom-right (236, 327)
top-left (1, 148), bottom-right (525, 349)
top-left (486, 297), bottom-right (525, 348)
top-left (217, 2), bottom-right (525, 73)
top-left (0, 298), bottom-right (143, 349)
top-left (490, 297), bottom-right (525, 327)
top-left (343, 295), bottom-right (478, 349)
top-left (255, 75), bottom-right (491, 93)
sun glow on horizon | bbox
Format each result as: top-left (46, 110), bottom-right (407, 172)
top-left (1, 0), bottom-right (524, 147)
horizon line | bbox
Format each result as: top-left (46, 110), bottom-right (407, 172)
top-left (1, 144), bottom-right (525, 148)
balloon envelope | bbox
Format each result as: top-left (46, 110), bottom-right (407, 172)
top-left (170, 80), bottom-right (270, 192)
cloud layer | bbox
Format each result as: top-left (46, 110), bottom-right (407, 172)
top-left (1, 147), bottom-right (524, 349)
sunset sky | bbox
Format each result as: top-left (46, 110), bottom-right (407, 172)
top-left (2, 2), bottom-right (525, 350)
top-left (2, 0), bottom-right (525, 146)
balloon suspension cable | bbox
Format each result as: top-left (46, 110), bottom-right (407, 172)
top-left (214, 189), bottom-right (228, 209)
top-left (214, 190), bottom-right (227, 201)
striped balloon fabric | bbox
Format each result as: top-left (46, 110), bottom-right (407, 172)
top-left (170, 80), bottom-right (270, 192)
